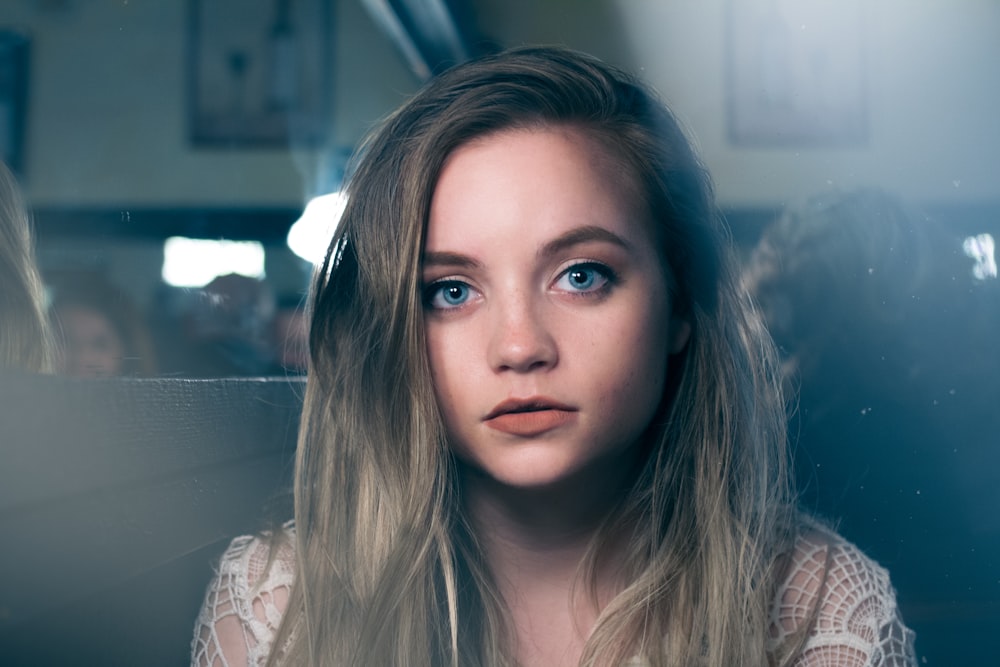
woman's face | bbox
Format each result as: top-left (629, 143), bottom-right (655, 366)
top-left (57, 305), bottom-right (125, 377)
top-left (423, 127), bottom-right (690, 491)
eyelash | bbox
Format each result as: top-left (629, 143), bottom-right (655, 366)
top-left (422, 261), bottom-right (618, 311)
top-left (552, 261), bottom-right (616, 296)
top-left (423, 279), bottom-right (477, 310)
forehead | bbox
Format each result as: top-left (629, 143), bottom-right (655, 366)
top-left (428, 126), bottom-right (647, 235)
top-left (447, 123), bottom-right (638, 185)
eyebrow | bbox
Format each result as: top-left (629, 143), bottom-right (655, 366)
top-left (538, 225), bottom-right (633, 258)
top-left (421, 250), bottom-right (482, 271)
top-left (421, 225), bottom-right (633, 271)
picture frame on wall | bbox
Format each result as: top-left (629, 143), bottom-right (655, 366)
top-left (726, 0), bottom-right (867, 147)
top-left (187, 0), bottom-right (332, 148)
top-left (0, 30), bottom-right (30, 174)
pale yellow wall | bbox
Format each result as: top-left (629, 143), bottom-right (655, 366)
top-left (617, 0), bottom-right (1000, 206)
top-left (476, 0), bottom-right (1000, 207)
top-left (8, 0), bottom-right (1000, 208)
top-left (472, 0), bottom-right (638, 69)
top-left (9, 0), bottom-right (418, 207)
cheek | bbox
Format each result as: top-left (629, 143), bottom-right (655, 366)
top-left (425, 325), bottom-right (466, 425)
top-left (629, 302), bottom-right (675, 404)
top-left (589, 302), bottom-right (672, 412)
top-left (425, 328), bottom-right (448, 397)
top-left (425, 331), bottom-right (480, 462)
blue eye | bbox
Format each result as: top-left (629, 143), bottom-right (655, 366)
top-left (425, 281), bottom-right (472, 309)
top-left (555, 263), bottom-right (612, 293)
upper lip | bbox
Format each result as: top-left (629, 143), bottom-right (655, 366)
top-left (484, 397), bottom-right (576, 420)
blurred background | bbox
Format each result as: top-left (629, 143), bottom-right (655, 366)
top-left (4, 0), bottom-right (997, 377)
top-left (1, 0), bottom-right (997, 663)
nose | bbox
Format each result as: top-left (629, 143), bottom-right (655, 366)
top-left (487, 292), bottom-right (558, 373)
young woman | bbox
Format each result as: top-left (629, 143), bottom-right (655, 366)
top-left (193, 47), bottom-right (916, 666)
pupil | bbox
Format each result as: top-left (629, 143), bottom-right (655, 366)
top-left (447, 286), bottom-right (463, 301)
top-left (572, 270), bottom-right (589, 285)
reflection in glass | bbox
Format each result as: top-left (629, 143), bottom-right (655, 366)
top-left (963, 233), bottom-right (997, 281)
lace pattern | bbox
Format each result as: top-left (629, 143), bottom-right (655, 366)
top-left (770, 535), bottom-right (916, 666)
top-left (191, 527), bottom-right (916, 666)
top-left (192, 523), bottom-right (296, 667)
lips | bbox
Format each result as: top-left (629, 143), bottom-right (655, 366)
top-left (484, 398), bottom-right (577, 437)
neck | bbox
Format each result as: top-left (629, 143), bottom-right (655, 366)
top-left (459, 461), bottom-right (635, 666)
top-left (459, 455), bottom-right (635, 594)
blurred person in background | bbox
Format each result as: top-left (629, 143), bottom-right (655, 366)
top-left (0, 161), bottom-right (54, 373)
top-left (744, 187), bottom-right (999, 632)
top-left (49, 270), bottom-right (158, 377)
top-left (178, 273), bottom-right (276, 377)
top-left (745, 189), bottom-right (965, 394)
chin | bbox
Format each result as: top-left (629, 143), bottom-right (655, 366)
top-left (460, 447), bottom-right (628, 494)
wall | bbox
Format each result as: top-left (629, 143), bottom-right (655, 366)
top-left (7, 0), bottom-right (419, 207)
top-left (476, 0), bottom-right (1000, 208)
top-left (5, 0), bottom-right (999, 209)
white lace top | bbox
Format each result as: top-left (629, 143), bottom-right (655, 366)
top-left (192, 524), bottom-right (916, 666)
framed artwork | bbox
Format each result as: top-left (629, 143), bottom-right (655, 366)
top-left (187, 0), bottom-right (332, 147)
top-left (0, 30), bottom-right (30, 174)
top-left (726, 0), bottom-right (867, 147)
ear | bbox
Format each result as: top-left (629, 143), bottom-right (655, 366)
top-left (667, 315), bottom-right (691, 354)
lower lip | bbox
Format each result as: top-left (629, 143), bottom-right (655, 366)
top-left (485, 410), bottom-right (576, 437)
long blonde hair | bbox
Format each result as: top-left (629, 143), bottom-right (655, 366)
top-left (272, 47), bottom-right (802, 666)
top-left (0, 162), bottom-right (53, 373)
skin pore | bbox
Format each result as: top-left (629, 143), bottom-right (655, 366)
top-left (423, 126), bottom-right (690, 665)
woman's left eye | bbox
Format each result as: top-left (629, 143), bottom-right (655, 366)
top-left (553, 262), bottom-right (613, 293)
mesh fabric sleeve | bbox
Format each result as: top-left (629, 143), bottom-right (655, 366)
top-left (770, 532), bottom-right (917, 666)
top-left (191, 524), bottom-right (296, 667)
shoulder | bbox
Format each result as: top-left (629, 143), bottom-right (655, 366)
top-left (220, 521), bottom-right (298, 596)
top-left (770, 528), bottom-right (917, 666)
top-left (191, 521), bottom-right (297, 667)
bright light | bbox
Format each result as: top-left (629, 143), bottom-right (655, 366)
top-left (287, 191), bottom-right (348, 264)
top-left (162, 237), bottom-right (266, 287)
top-left (963, 233), bottom-right (997, 280)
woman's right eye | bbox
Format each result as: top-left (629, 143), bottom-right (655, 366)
top-left (424, 280), bottom-right (474, 310)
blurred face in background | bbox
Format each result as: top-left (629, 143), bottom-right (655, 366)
top-left (55, 305), bottom-right (125, 377)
